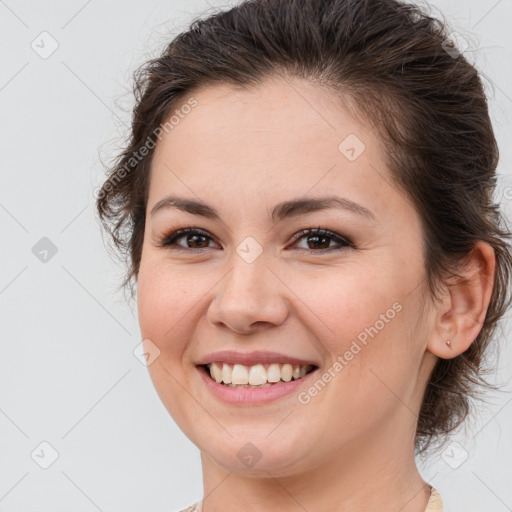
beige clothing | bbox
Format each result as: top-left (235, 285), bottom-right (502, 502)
top-left (178, 485), bottom-right (443, 511)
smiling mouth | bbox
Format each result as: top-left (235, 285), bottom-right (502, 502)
top-left (199, 362), bottom-right (318, 388)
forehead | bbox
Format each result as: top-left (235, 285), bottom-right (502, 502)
top-left (154, 77), bottom-right (370, 165)
top-left (148, 77), bottom-right (414, 227)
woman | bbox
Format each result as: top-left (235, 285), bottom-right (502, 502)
top-left (96, 0), bottom-right (512, 510)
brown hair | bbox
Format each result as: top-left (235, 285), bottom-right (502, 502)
top-left (96, 0), bottom-right (512, 453)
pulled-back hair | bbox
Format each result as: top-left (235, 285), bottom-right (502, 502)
top-left (96, 0), bottom-right (512, 453)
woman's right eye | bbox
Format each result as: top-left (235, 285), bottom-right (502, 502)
top-left (159, 227), bottom-right (218, 250)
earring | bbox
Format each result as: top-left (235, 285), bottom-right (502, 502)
top-left (446, 339), bottom-right (452, 348)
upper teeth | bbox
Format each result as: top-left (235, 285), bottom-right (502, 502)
top-left (207, 362), bottom-right (312, 385)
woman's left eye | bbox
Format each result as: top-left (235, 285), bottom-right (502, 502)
top-left (290, 228), bottom-right (352, 252)
top-left (158, 227), bottom-right (353, 252)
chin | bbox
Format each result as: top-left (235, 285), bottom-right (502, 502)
top-left (197, 430), bottom-right (318, 477)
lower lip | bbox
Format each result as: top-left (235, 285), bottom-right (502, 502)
top-left (196, 365), bottom-right (318, 405)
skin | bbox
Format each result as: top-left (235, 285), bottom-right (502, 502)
top-left (136, 76), bottom-right (496, 512)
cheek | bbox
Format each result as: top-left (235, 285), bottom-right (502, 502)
top-left (137, 259), bottom-right (196, 359)
top-left (286, 263), bottom-right (401, 356)
top-left (136, 260), bottom-right (201, 423)
top-left (290, 264), bottom-right (417, 412)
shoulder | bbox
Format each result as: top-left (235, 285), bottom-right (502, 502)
top-left (175, 503), bottom-right (200, 512)
top-left (426, 486), bottom-right (443, 512)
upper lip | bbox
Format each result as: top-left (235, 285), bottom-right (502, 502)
top-left (195, 350), bottom-right (319, 367)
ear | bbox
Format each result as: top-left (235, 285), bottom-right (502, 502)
top-left (427, 241), bottom-right (496, 359)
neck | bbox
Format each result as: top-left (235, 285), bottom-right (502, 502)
top-left (199, 416), bottom-right (431, 512)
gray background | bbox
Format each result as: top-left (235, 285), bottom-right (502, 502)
top-left (1, 0), bottom-right (511, 511)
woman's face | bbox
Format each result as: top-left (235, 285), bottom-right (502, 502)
top-left (137, 77), bottom-right (438, 476)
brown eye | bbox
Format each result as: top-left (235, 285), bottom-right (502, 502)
top-left (290, 228), bottom-right (352, 252)
top-left (160, 228), bottom-right (217, 250)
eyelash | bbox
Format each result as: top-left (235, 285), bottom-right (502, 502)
top-left (156, 226), bottom-right (354, 253)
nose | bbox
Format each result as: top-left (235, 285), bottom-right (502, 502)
top-left (206, 253), bottom-right (289, 335)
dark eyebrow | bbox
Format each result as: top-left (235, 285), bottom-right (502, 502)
top-left (150, 195), bottom-right (376, 222)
